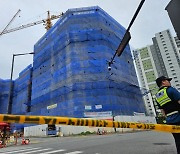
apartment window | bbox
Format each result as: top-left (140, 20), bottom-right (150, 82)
top-left (172, 73), bottom-right (176, 75)
top-left (174, 77), bottom-right (177, 79)
top-left (168, 59), bottom-right (171, 62)
top-left (167, 56), bottom-right (170, 58)
top-left (169, 63), bottom-right (172, 65)
top-left (170, 66), bottom-right (174, 68)
top-left (166, 53), bottom-right (169, 55)
top-left (175, 80), bottom-right (178, 82)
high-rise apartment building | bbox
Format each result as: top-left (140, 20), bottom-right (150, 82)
top-left (133, 46), bottom-right (157, 116)
top-left (174, 36), bottom-right (180, 54)
top-left (133, 29), bottom-right (180, 116)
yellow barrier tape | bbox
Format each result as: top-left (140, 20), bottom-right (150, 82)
top-left (0, 114), bottom-right (179, 133)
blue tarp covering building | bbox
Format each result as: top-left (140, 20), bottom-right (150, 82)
top-left (0, 6), bottom-right (146, 128)
top-left (0, 79), bottom-right (10, 114)
top-left (30, 6), bottom-right (145, 117)
top-left (12, 64), bottom-right (33, 114)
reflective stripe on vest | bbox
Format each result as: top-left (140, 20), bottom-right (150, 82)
top-left (155, 87), bottom-right (171, 106)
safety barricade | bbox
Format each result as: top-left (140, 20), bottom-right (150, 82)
top-left (21, 138), bottom-right (30, 145)
top-left (0, 114), bottom-right (179, 133)
top-left (0, 140), bottom-right (3, 148)
top-left (0, 140), bottom-right (5, 148)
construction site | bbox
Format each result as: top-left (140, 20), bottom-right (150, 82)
top-left (0, 6), bottom-right (156, 137)
top-left (0, 1), bottom-right (179, 153)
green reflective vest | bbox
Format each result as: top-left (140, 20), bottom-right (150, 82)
top-left (155, 87), bottom-right (171, 106)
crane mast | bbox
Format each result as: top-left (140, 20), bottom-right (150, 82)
top-left (45, 11), bottom-right (52, 31)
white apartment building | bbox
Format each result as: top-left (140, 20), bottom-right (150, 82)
top-left (155, 30), bottom-right (180, 90)
top-left (133, 29), bottom-right (180, 116)
top-left (174, 36), bottom-right (180, 54)
top-left (133, 46), bottom-right (157, 117)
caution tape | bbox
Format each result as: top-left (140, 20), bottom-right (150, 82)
top-left (0, 114), bottom-right (179, 133)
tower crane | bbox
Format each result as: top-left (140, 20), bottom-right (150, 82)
top-left (0, 9), bottom-right (21, 36)
top-left (0, 11), bottom-right (64, 36)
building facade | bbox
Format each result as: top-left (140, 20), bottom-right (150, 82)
top-left (154, 30), bottom-right (180, 89)
top-left (174, 36), bottom-right (180, 54)
top-left (133, 47), bottom-right (157, 116)
top-left (166, 0), bottom-right (180, 39)
top-left (134, 29), bottom-right (180, 116)
top-left (0, 7), bottom-right (146, 131)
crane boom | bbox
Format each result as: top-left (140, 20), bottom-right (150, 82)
top-left (0, 9), bottom-right (21, 36)
top-left (0, 12), bottom-right (63, 35)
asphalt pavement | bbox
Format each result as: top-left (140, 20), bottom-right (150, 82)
top-left (0, 131), bottom-right (177, 154)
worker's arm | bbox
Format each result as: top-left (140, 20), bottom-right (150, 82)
top-left (167, 87), bottom-right (180, 103)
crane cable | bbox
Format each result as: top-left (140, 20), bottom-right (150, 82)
top-left (0, 9), bottom-right (21, 36)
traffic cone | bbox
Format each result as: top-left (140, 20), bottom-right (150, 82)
top-left (0, 141), bottom-right (4, 148)
top-left (25, 139), bottom-right (30, 145)
top-left (21, 138), bottom-right (25, 145)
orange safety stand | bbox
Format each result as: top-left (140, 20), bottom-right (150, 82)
top-left (0, 140), bottom-right (5, 148)
top-left (22, 138), bottom-right (30, 145)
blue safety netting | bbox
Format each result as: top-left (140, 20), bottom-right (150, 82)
top-left (0, 7), bottom-right (146, 127)
top-left (11, 64), bottom-right (33, 114)
top-left (29, 6), bottom-right (145, 117)
top-left (0, 79), bottom-right (11, 113)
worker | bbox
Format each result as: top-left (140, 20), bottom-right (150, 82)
top-left (155, 76), bottom-right (180, 153)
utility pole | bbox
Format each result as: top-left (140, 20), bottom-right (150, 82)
top-left (7, 52), bottom-right (34, 114)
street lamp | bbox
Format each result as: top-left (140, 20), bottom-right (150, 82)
top-left (7, 52), bottom-right (34, 114)
top-left (108, 0), bottom-right (145, 67)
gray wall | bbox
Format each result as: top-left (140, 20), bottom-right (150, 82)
top-left (166, 0), bottom-right (180, 39)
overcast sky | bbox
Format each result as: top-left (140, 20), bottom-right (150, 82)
top-left (0, 0), bottom-right (174, 79)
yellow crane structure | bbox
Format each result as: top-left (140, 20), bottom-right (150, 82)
top-left (0, 11), bottom-right (64, 36)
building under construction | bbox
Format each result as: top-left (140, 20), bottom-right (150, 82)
top-left (0, 6), bottom-right (146, 130)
